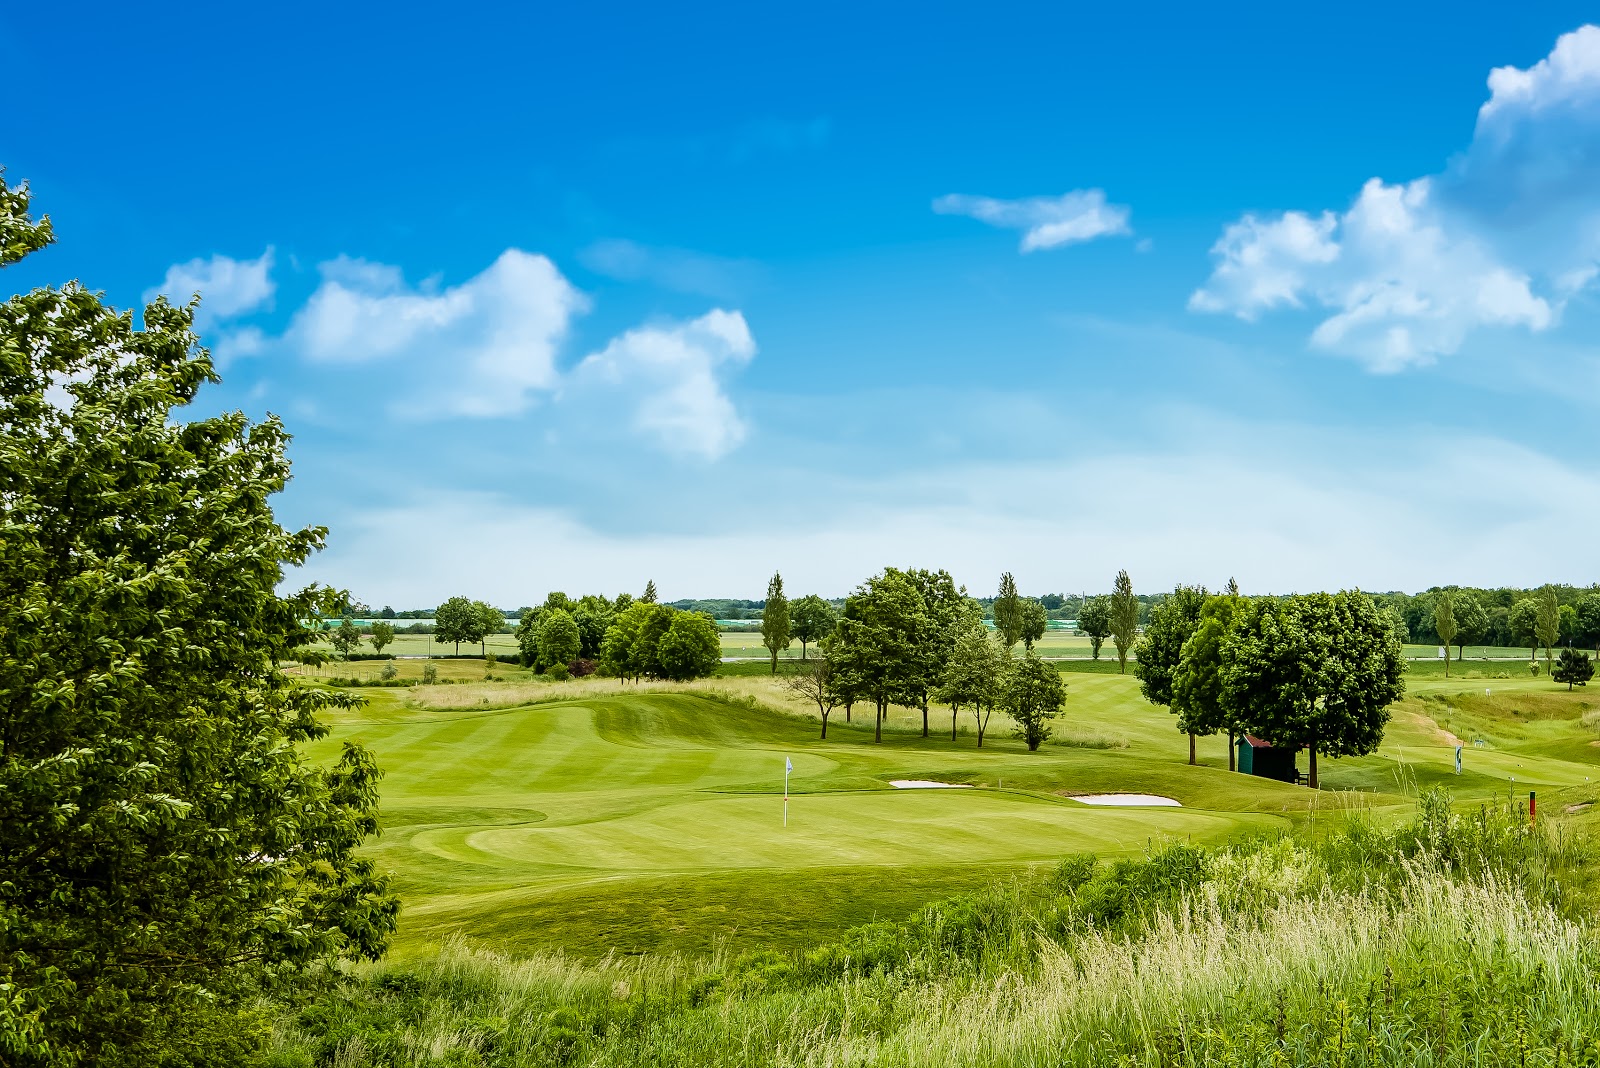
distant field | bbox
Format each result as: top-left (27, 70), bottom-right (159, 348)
top-left (301, 659), bottom-right (1600, 960)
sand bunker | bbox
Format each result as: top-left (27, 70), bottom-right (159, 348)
top-left (1071, 793), bottom-right (1182, 807)
top-left (889, 779), bottom-right (974, 789)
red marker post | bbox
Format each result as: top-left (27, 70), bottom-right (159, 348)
top-left (1530, 791), bottom-right (1536, 825)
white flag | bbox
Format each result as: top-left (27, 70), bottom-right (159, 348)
top-left (785, 756), bottom-right (793, 773)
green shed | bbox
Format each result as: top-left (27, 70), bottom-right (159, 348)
top-left (1237, 734), bottom-right (1300, 784)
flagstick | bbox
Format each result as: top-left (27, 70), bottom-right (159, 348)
top-left (784, 764), bottom-right (790, 827)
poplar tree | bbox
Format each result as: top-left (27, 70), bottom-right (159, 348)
top-left (0, 175), bottom-right (396, 1064)
top-left (992, 572), bottom-right (1024, 650)
top-left (761, 571), bottom-right (791, 674)
top-left (1536, 585), bottom-right (1562, 675)
top-left (1110, 569), bottom-right (1140, 674)
top-left (1433, 591), bottom-right (1457, 678)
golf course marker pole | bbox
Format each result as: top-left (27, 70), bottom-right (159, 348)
top-left (784, 756), bottom-right (792, 827)
top-left (1530, 791), bottom-right (1536, 825)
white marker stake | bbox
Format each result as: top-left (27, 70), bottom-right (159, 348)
top-left (784, 756), bottom-right (793, 827)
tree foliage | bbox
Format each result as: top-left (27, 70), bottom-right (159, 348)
top-left (1109, 570), bottom-right (1139, 674)
top-left (790, 594), bottom-right (837, 660)
top-left (0, 175), bottom-right (396, 1065)
top-left (1002, 653), bottom-right (1065, 751)
top-left (368, 620), bottom-right (395, 655)
top-left (1508, 598), bottom-right (1539, 659)
top-left (992, 572), bottom-right (1023, 651)
top-left (1019, 598), bottom-right (1049, 651)
top-left (1171, 590), bottom-right (1249, 770)
top-left (1078, 596), bottom-right (1111, 659)
top-left (1553, 647), bottom-right (1594, 690)
top-left (434, 595), bottom-right (481, 656)
top-left (656, 612), bottom-right (721, 681)
top-left (1536, 586), bottom-right (1562, 674)
top-left (905, 568), bottom-right (980, 737)
top-left (782, 655), bottom-right (845, 738)
top-left (825, 569), bottom-right (929, 743)
top-left (1134, 585), bottom-right (1207, 763)
top-left (1433, 591), bottom-right (1457, 678)
top-left (537, 609), bottom-right (582, 671)
top-left (1222, 591), bottom-right (1405, 789)
top-left (936, 623), bottom-right (1006, 746)
top-left (329, 615), bottom-right (363, 659)
top-left (761, 571), bottom-right (791, 674)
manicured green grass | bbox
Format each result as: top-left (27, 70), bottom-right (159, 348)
top-left (303, 663), bottom-right (1600, 960)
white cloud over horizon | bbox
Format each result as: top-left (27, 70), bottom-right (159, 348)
top-left (933, 189), bottom-right (1132, 251)
top-left (290, 423), bottom-right (1600, 605)
top-left (145, 247), bottom-right (276, 329)
top-left (1191, 24), bottom-right (1600, 371)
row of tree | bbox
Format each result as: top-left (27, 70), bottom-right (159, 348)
top-left (1423, 586), bottom-right (1599, 670)
top-left (1134, 582), bottom-right (1406, 787)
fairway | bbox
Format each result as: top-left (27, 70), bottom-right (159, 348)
top-left (305, 668), bottom-right (1600, 958)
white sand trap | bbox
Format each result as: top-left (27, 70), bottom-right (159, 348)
top-left (890, 779), bottom-right (974, 789)
top-left (1071, 793), bottom-right (1182, 807)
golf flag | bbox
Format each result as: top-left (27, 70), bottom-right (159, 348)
top-left (1455, 745), bottom-right (1463, 775)
top-left (786, 756), bottom-right (793, 774)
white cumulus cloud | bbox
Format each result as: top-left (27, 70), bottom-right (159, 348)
top-left (573, 309), bottom-right (756, 460)
top-left (145, 247), bottom-right (275, 328)
top-left (1193, 25), bottom-right (1600, 371)
top-left (286, 250), bottom-right (588, 418)
top-left (933, 189), bottom-right (1132, 252)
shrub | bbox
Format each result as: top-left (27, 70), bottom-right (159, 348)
top-left (548, 663), bottom-right (571, 681)
top-left (570, 658), bottom-right (597, 677)
top-left (421, 663), bottom-right (439, 684)
top-left (380, 662), bottom-right (398, 681)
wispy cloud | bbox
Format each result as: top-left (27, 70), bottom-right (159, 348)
top-left (145, 247), bottom-right (275, 329)
top-left (579, 239), bottom-right (762, 300)
top-left (933, 189), bottom-right (1132, 251)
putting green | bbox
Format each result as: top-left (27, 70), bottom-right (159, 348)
top-left (306, 671), bottom-right (1600, 957)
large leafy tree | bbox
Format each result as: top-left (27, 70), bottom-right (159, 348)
top-left (474, 600), bottom-right (504, 657)
top-left (1019, 598), bottom-right (1049, 651)
top-left (790, 594), bottom-right (837, 660)
top-left (905, 568), bottom-right (980, 737)
top-left (1222, 591), bottom-right (1405, 789)
top-left (782, 655), bottom-right (845, 738)
top-left (761, 571), bottom-right (791, 674)
top-left (1575, 593), bottom-right (1600, 656)
top-left (1078, 596), bottom-right (1111, 659)
top-left (0, 176), bottom-right (396, 1065)
top-left (434, 595), bottom-right (480, 656)
top-left (369, 620), bottom-right (396, 655)
top-left (329, 615), bottom-right (363, 659)
top-left (1509, 597), bottom-right (1539, 660)
top-left (1171, 590), bottom-right (1249, 770)
top-left (992, 572), bottom-right (1024, 651)
top-left (1109, 569), bottom-right (1140, 674)
top-left (572, 595), bottom-right (614, 660)
top-left (1134, 584), bottom-right (1208, 764)
top-left (1451, 591), bottom-right (1488, 659)
top-left (537, 608), bottom-right (582, 670)
top-left (825, 569), bottom-right (929, 743)
top-left (656, 612), bottom-right (721, 681)
top-left (1002, 653), bottom-right (1065, 751)
top-left (936, 623), bottom-right (1007, 745)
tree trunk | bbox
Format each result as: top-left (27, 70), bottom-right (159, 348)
top-left (1308, 744), bottom-right (1319, 790)
top-left (800, 640), bottom-right (808, 661)
top-left (1444, 646), bottom-right (1450, 677)
top-left (875, 699), bottom-right (883, 743)
top-left (770, 651), bottom-right (777, 675)
top-left (1227, 730), bottom-right (1236, 771)
top-left (951, 704), bottom-right (958, 742)
top-left (845, 701), bottom-right (852, 723)
top-left (821, 711), bottom-right (829, 739)
top-left (921, 700), bottom-right (929, 738)
top-left (1189, 732), bottom-right (1196, 766)
top-left (976, 707), bottom-right (987, 748)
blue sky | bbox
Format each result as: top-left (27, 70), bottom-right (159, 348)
top-left (6, 3), bottom-right (1600, 604)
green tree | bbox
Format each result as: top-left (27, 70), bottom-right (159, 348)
top-left (629, 603), bottom-right (676, 680)
top-left (1134, 585), bottom-right (1208, 764)
top-left (572, 595), bottom-right (614, 659)
top-left (599, 603), bottom-right (645, 680)
top-left (1078, 596), bottom-right (1111, 659)
top-left (992, 572), bottom-right (1024, 651)
top-left (1109, 569), bottom-right (1139, 674)
top-left (1223, 591), bottom-right (1405, 789)
top-left (1433, 591), bottom-right (1457, 678)
top-left (790, 594), bottom-right (837, 660)
top-left (1560, 603), bottom-right (1578, 646)
top-left (761, 571), bottom-right (792, 674)
top-left (936, 623), bottom-right (1007, 745)
top-left (1536, 585), bottom-right (1562, 675)
top-left (657, 612), bottom-right (721, 681)
top-left (1451, 590), bottom-right (1487, 659)
top-left (369, 620), bottom-right (395, 655)
top-left (537, 608), bottom-right (582, 670)
top-left (1553, 647), bottom-right (1594, 690)
top-left (1576, 593), bottom-right (1600, 655)
top-left (1509, 597), bottom-right (1539, 660)
top-left (1171, 590), bottom-right (1249, 771)
top-left (329, 615), bottom-right (363, 659)
top-left (434, 595), bottom-right (479, 656)
top-left (474, 600), bottom-right (503, 657)
top-left (782, 655), bottom-right (845, 738)
top-left (825, 569), bottom-right (930, 743)
top-left (1020, 598), bottom-right (1049, 651)
top-left (613, 591), bottom-right (635, 614)
top-left (1002, 653), bottom-right (1065, 751)
top-left (906, 568), bottom-right (981, 737)
top-left (516, 606), bottom-right (543, 668)
top-left (0, 175), bottom-right (396, 1064)
top-left (641, 579), bottom-right (658, 604)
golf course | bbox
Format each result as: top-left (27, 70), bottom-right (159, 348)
top-left (306, 662), bottom-right (1600, 959)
